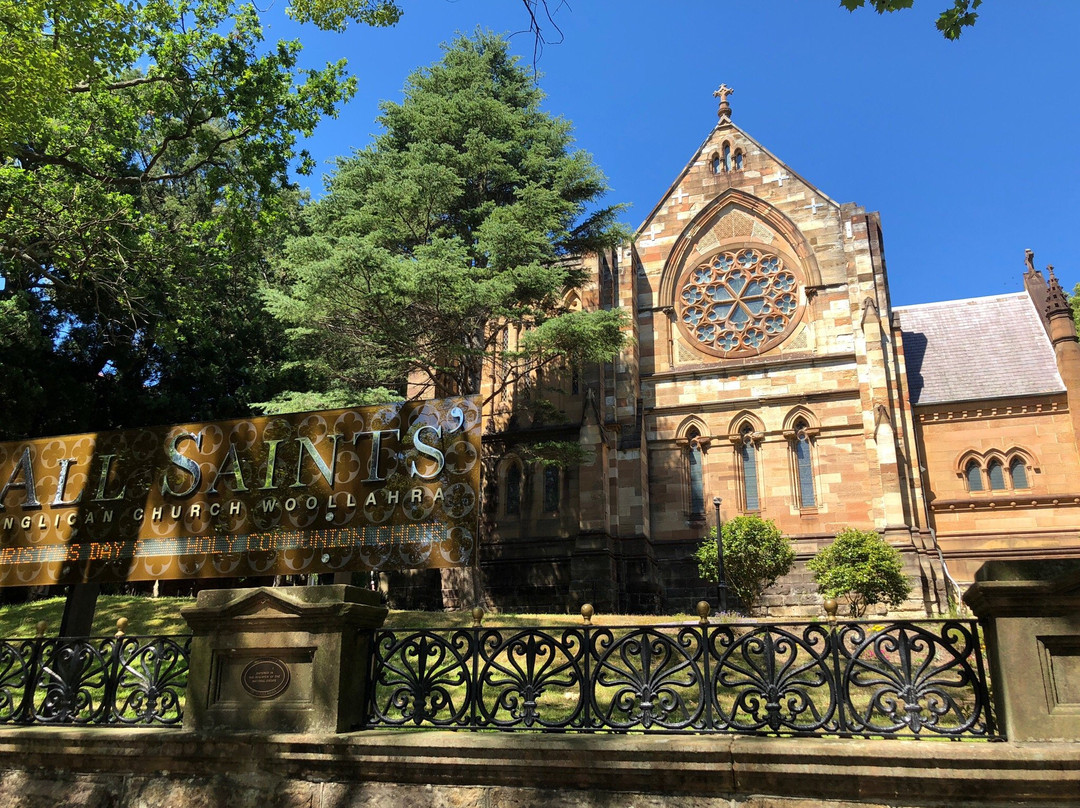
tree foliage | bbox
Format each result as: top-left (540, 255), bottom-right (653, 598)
top-left (263, 31), bottom-right (626, 412)
top-left (1071, 284), bottom-right (1080, 337)
top-left (0, 0), bottom-right (385, 438)
top-left (694, 516), bottom-right (796, 612)
top-left (808, 527), bottom-right (912, 617)
top-left (841, 0), bottom-right (982, 39)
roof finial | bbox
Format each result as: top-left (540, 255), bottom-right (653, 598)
top-left (1045, 262), bottom-right (1072, 320)
top-left (713, 83), bottom-right (734, 119)
top-left (1024, 248), bottom-right (1036, 274)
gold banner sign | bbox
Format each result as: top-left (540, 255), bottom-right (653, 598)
top-left (0, 397), bottom-right (481, 587)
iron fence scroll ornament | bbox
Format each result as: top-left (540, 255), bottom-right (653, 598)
top-left (0, 617), bottom-right (995, 735)
top-left (0, 397), bottom-right (481, 586)
top-left (0, 633), bottom-right (189, 725)
top-left (367, 619), bottom-right (997, 738)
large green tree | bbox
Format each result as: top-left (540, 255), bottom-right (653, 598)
top-left (263, 32), bottom-right (626, 413)
top-left (0, 0), bottom-right (397, 438)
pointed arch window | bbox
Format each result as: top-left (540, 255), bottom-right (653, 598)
top-left (710, 153), bottom-right (721, 174)
top-left (734, 149), bottom-right (744, 170)
top-left (987, 459), bottom-right (1006, 491)
top-left (962, 451), bottom-right (1034, 494)
top-left (722, 143), bottom-right (732, 172)
top-left (738, 423), bottom-right (760, 511)
top-left (1009, 457), bottom-right (1029, 489)
top-left (505, 462), bottom-right (522, 517)
top-left (793, 419), bottom-right (816, 509)
top-left (965, 460), bottom-right (983, 492)
top-left (543, 465), bottom-right (560, 513)
top-left (686, 427), bottom-right (706, 521)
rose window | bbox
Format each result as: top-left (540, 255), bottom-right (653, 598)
top-left (677, 248), bottom-right (802, 357)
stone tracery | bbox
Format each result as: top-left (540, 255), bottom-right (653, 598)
top-left (676, 248), bottom-right (802, 357)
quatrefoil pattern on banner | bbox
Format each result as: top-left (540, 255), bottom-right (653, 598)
top-left (677, 249), bottom-right (802, 357)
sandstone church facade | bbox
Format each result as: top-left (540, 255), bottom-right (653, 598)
top-left (422, 89), bottom-right (1080, 616)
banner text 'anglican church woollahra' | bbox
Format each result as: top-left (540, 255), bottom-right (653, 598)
top-left (0, 397), bottom-right (481, 586)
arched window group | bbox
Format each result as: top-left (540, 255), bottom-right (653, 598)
top-left (681, 410), bottom-right (820, 522)
top-left (500, 456), bottom-right (563, 519)
top-left (962, 452), bottom-right (1031, 493)
top-left (710, 142), bottom-right (745, 174)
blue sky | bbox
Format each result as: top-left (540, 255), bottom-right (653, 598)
top-left (266, 1), bottom-right (1079, 307)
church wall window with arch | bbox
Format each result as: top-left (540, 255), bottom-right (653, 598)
top-left (685, 426), bottom-right (706, 523)
top-left (962, 451), bottom-right (1034, 493)
top-left (784, 417), bottom-right (818, 511)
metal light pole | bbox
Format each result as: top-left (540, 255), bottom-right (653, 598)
top-left (713, 496), bottom-right (727, 612)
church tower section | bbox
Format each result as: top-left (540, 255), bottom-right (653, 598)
top-left (634, 88), bottom-right (938, 614)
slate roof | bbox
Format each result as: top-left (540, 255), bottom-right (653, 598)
top-left (894, 293), bottom-right (1065, 406)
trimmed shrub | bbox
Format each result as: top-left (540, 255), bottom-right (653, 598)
top-left (693, 515), bottom-right (795, 612)
top-left (808, 527), bottom-right (913, 617)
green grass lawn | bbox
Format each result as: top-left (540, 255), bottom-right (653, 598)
top-left (0, 593), bottom-right (703, 638)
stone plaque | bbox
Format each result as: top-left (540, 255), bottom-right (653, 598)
top-left (241, 657), bottom-right (291, 700)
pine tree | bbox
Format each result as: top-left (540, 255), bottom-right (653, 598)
top-left (263, 31), bottom-right (627, 412)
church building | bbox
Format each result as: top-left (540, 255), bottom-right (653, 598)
top-left (429, 87), bottom-right (1080, 616)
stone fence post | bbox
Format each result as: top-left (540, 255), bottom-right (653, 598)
top-left (181, 584), bottom-right (387, 733)
top-left (964, 560), bottom-right (1080, 742)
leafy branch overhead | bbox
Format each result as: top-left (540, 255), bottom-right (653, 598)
top-left (263, 32), bottom-right (627, 413)
top-left (841, 0), bottom-right (982, 39)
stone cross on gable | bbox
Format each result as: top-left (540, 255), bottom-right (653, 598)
top-left (671, 187), bottom-right (688, 205)
top-left (712, 84), bottom-right (734, 104)
top-left (713, 83), bottom-right (734, 118)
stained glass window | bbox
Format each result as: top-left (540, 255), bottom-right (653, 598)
top-left (794, 420), bottom-right (816, 509)
top-left (543, 466), bottom-right (560, 512)
top-left (987, 460), bottom-right (1006, 491)
top-left (965, 460), bottom-right (983, 492)
top-left (739, 424), bottom-right (759, 511)
top-left (688, 430), bottom-right (705, 520)
top-left (677, 249), bottom-right (801, 357)
top-left (1009, 458), bottom-right (1028, 489)
top-left (505, 463), bottom-right (522, 516)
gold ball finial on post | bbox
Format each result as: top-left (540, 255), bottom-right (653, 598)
top-left (35, 621), bottom-right (47, 638)
top-left (471, 606), bottom-right (484, 627)
top-left (696, 601), bottom-right (711, 625)
top-left (115, 617), bottom-right (129, 638)
top-left (823, 597), bottom-right (839, 625)
top-left (580, 603), bottom-right (594, 625)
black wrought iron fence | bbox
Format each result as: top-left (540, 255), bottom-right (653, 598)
top-left (0, 613), bottom-right (998, 738)
top-left (0, 627), bottom-right (189, 726)
top-left (367, 617), bottom-right (998, 738)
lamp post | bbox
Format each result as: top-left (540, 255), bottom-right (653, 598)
top-left (712, 496), bottom-right (727, 612)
